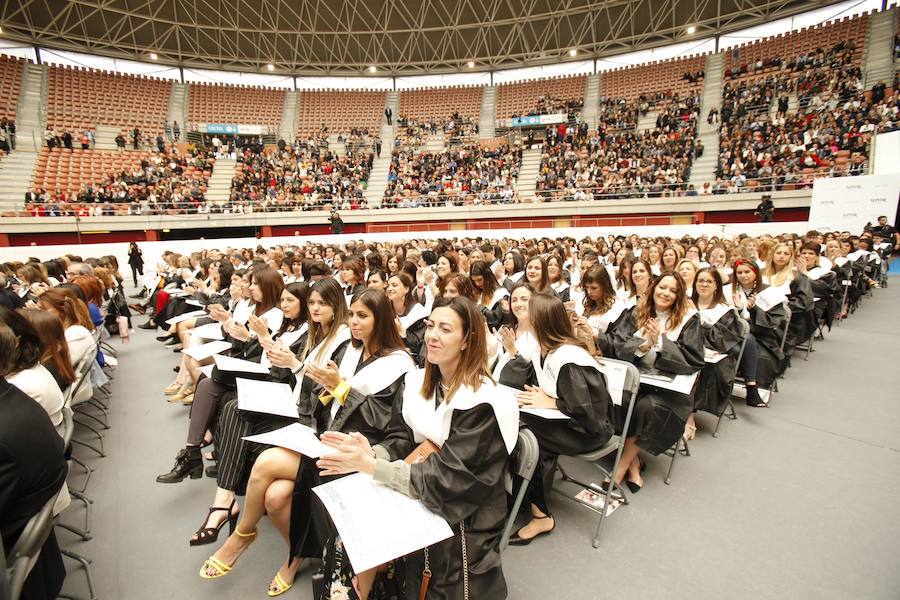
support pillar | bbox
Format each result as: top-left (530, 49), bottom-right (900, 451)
top-left (261, 225), bottom-right (273, 238)
top-left (145, 229), bottom-right (159, 241)
top-left (0, 232), bottom-right (10, 247)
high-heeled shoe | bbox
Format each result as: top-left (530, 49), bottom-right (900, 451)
top-left (164, 382), bottom-right (182, 395)
top-left (168, 385), bottom-right (193, 403)
top-left (508, 515), bottom-right (554, 546)
top-left (165, 336), bottom-right (181, 346)
top-left (156, 331), bottom-right (177, 342)
top-left (268, 570), bottom-right (295, 597)
top-left (156, 446), bottom-right (203, 483)
top-left (199, 528), bottom-right (258, 579)
top-left (684, 422), bottom-right (697, 441)
top-left (190, 500), bottom-right (239, 547)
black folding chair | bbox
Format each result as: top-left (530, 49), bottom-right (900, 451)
top-left (500, 429), bottom-right (539, 550)
top-left (5, 485), bottom-right (65, 600)
top-left (714, 317), bottom-right (750, 438)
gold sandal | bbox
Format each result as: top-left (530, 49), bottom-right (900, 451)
top-left (267, 571), bottom-right (294, 597)
top-left (198, 528), bottom-right (258, 580)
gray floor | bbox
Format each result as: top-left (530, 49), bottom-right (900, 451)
top-left (57, 281), bottom-right (900, 600)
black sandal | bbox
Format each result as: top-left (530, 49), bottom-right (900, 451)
top-left (745, 385), bottom-right (768, 408)
top-left (189, 500), bottom-right (238, 546)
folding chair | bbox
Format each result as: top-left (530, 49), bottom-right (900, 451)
top-left (69, 354), bottom-right (106, 458)
top-left (663, 370), bottom-right (701, 485)
top-left (554, 359), bottom-right (641, 547)
top-left (0, 538), bottom-right (9, 600)
top-left (714, 317), bottom-right (750, 438)
top-left (57, 406), bottom-right (92, 542)
top-left (500, 429), bottom-right (539, 550)
top-left (5, 484), bottom-right (65, 600)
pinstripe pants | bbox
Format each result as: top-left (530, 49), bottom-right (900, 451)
top-left (215, 398), bottom-right (295, 496)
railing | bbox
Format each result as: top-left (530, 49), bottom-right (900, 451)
top-left (8, 170), bottom-right (849, 218)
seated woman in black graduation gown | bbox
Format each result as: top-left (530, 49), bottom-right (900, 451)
top-left (798, 242), bottom-right (839, 331)
top-left (509, 293), bottom-right (615, 545)
top-left (547, 254), bottom-right (571, 302)
top-left (0, 323), bottom-right (68, 600)
top-left (386, 272), bottom-right (428, 366)
top-left (492, 282), bottom-right (540, 390)
top-left (576, 265), bottom-right (629, 357)
top-left (729, 259), bottom-right (788, 404)
top-left (611, 272), bottom-right (705, 490)
top-left (314, 296), bottom-right (519, 600)
top-left (198, 288), bottom-right (414, 597)
top-left (470, 259), bottom-right (509, 330)
top-left (175, 282), bottom-right (313, 546)
top-left (687, 267), bottom-right (743, 437)
top-left (763, 242), bottom-right (815, 358)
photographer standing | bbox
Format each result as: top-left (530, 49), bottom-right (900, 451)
top-left (755, 193), bottom-right (774, 222)
top-left (329, 210), bottom-right (344, 235)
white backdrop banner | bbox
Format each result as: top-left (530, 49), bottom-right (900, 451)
top-left (809, 174), bottom-right (900, 233)
top-left (0, 222), bottom-right (812, 271)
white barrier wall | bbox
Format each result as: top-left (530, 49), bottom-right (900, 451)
top-left (1, 222), bottom-right (812, 273)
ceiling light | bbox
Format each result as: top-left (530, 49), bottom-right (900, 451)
top-left (687, 25), bottom-right (696, 34)
top-left (266, 63), bottom-right (275, 71)
top-left (368, 65), bottom-right (377, 73)
top-left (467, 61), bottom-right (475, 68)
top-left (569, 49), bottom-right (577, 57)
top-left (149, 52), bottom-right (158, 60)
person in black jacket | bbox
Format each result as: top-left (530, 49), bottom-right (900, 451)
top-left (0, 322), bottom-right (68, 600)
top-left (128, 241), bottom-right (144, 288)
top-left (755, 194), bottom-right (774, 222)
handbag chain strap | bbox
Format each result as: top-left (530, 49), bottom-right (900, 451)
top-left (460, 520), bottom-right (469, 600)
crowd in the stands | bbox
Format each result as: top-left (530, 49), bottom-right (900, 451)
top-left (715, 42), bottom-right (900, 192)
top-left (228, 145), bottom-right (374, 212)
top-left (25, 147), bottom-right (213, 217)
top-left (512, 94), bottom-right (585, 118)
top-left (535, 92), bottom-right (701, 200)
top-left (383, 143), bottom-right (523, 207)
top-left (394, 113), bottom-right (479, 146)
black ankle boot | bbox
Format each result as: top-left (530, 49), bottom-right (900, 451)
top-left (156, 447), bottom-right (203, 483)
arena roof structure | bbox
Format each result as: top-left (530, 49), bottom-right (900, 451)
top-left (1, 0), bottom-right (852, 76)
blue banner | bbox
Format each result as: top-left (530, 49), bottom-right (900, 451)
top-left (205, 123), bottom-right (239, 135)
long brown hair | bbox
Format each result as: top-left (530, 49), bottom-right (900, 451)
top-left (635, 272), bottom-right (691, 331)
top-left (302, 278), bottom-right (349, 362)
top-left (71, 275), bottom-right (105, 306)
top-left (469, 260), bottom-right (501, 306)
top-left (38, 287), bottom-right (94, 330)
top-left (252, 267), bottom-right (285, 316)
top-left (421, 297), bottom-right (492, 402)
top-left (691, 267), bottom-right (727, 308)
top-left (19, 308), bottom-right (76, 386)
top-left (349, 289), bottom-right (407, 356)
top-left (580, 265), bottom-right (616, 316)
top-left (525, 255), bottom-right (550, 292)
top-left (439, 273), bottom-right (477, 301)
top-left (529, 293), bottom-right (590, 355)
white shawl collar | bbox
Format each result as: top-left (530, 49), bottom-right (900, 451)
top-left (401, 369), bottom-right (519, 454)
top-left (533, 344), bottom-right (601, 400)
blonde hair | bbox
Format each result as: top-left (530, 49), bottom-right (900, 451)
top-left (764, 242), bottom-right (796, 287)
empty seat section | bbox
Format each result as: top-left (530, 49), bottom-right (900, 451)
top-left (398, 86), bottom-right (483, 122)
top-left (0, 54), bottom-right (24, 122)
top-left (600, 55), bottom-right (706, 102)
top-left (295, 89), bottom-right (385, 138)
top-left (187, 83), bottom-right (285, 127)
top-left (45, 65), bottom-right (171, 135)
top-left (495, 74), bottom-right (586, 119)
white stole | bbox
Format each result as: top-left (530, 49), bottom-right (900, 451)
top-left (586, 299), bottom-right (627, 336)
top-left (533, 344), bottom-right (601, 400)
top-left (401, 369), bottom-right (519, 455)
top-left (398, 302), bottom-right (429, 331)
top-left (698, 303), bottom-right (732, 327)
top-left (331, 344), bottom-right (415, 419)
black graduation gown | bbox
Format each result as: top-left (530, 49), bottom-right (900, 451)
top-left (519, 361), bottom-right (614, 515)
top-left (611, 310), bottom-right (705, 455)
top-left (399, 304), bottom-right (427, 368)
top-left (289, 349), bottom-right (408, 561)
top-left (317, 383), bottom-right (512, 600)
top-left (743, 287), bottom-right (789, 389)
top-left (0, 378), bottom-right (67, 600)
top-left (481, 300), bottom-right (507, 331)
top-left (808, 271), bottom-right (839, 330)
top-left (693, 309), bottom-right (742, 416)
top-left (594, 308), bottom-right (630, 359)
top-left (784, 274), bottom-right (816, 355)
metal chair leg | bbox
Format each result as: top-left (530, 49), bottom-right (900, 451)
top-left (75, 408), bottom-right (109, 430)
top-left (70, 438), bottom-right (106, 459)
top-left (59, 548), bottom-right (97, 600)
top-left (72, 419), bottom-right (105, 453)
top-left (69, 456), bottom-right (94, 494)
top-left (57, 491), bottom-right (92, 540)
top-left (665, 436), bottom-right (689, 485)
top-left (713, 399), bottom-right (737, 438)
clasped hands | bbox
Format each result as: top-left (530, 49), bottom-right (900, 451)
top-left (316, 431), bottom-right (376, 476)
top-left (638, 318), bottom-right (661, 352)
top-left (516, 384), bottom-right (557, 409)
